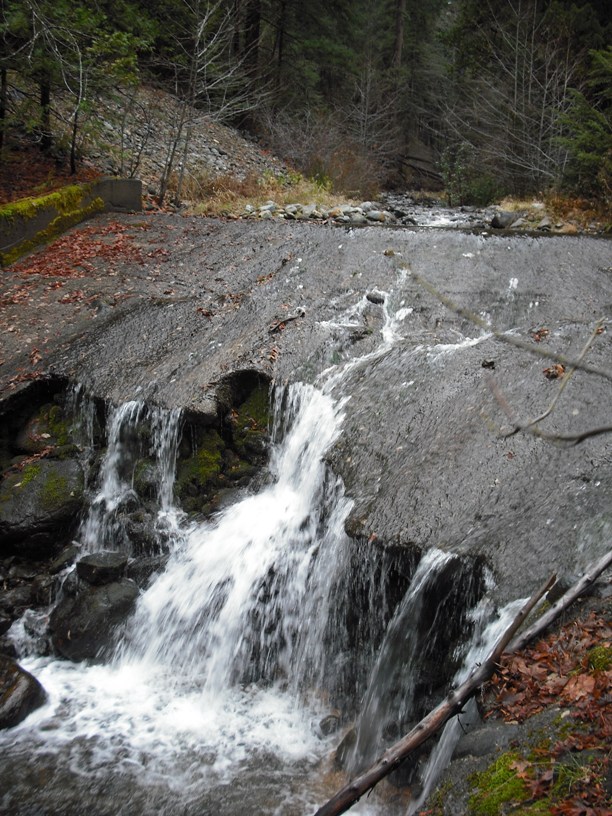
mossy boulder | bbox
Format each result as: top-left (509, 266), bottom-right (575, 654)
top-left (230, 383), bottom-right (270, 461)
top-left (15, 403), bottom-right (72, 454)
top-left (0, 458), bottom-right (85, 558)
top-left (175, 428), bottom-right (225, 513)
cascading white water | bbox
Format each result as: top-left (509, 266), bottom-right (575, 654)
top-left (119, 383), bottom-right (351, 697)
top-left (347, 549), bottom-right (455, 772)
top-left (2, 383), bottom-right (373, 815)
top-left (407, 594), bottom-right (526, 814)
top-left (2, 269), bottom-right (514, 815)
top-left (79, 401), bottom-right (183, 552)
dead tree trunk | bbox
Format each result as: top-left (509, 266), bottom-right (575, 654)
top-left (315, 548), bottom-right (611, 816)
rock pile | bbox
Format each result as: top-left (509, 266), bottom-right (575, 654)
top-left (243, 199), bottom-right (401, 225)
top-left (83, 86), bottom-right (289, 196)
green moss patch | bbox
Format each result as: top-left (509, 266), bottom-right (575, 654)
top-left (0, 184), bottom-right (105, 266)
top-left (586, 644), bottom-right (612, 671)
top-left (230, 383), bottom-right (270, 459)
top-left (468, 751), bottom-right (530, 815)
top-left (175, 429), bottom-right (225, 511)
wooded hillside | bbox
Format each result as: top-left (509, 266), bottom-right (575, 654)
top-left (1, 0), bottom-right (610, 203)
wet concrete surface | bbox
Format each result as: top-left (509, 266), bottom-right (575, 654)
top-left (1, 213), bottom-right (610, 601)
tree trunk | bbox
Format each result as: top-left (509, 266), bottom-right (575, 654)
top-left (0, 67), bottom-right (6, 156)
top-left (70, 107), bottom-right (79, 174)
top-left (274, 0), bottom-right (287, 92)
top-left (243, 0), bottom-right (261, 80)
top-left (232, 0), bottom-right (242, 58)
top-left (507, 549), bottom-right (612, 653)
top-left (39, 76), bottom-right (52, 152)
top-left (392, 0), bottom-right (406, 70)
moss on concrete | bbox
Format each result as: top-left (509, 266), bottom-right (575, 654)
top-left (0, 184), bottom-right (105, 266)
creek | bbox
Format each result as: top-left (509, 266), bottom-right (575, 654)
top-left (0, 220), bottom-right (610, 815)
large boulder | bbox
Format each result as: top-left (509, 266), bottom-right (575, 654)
top-left (0, 458), bottom-right (85, 558)
top-left (49, 578), bottom-right (139, 662)
top-left (0, 655), bottom-right (47, 729)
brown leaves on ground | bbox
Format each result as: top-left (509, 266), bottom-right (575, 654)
top-left (481, 608), bottom-right (612, 815)
top-left (486, 611), bottom-right (611, 725)
top-left (11, 221), bottom-right (150, 279)
top-left (531, 327), bottom-right (550, 342)
top-left (1, 219), bottom-right (154, 391)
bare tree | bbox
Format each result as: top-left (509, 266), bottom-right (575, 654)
top-left (441, 0), bottom-right (585, 191)
top-left (155, 0), bottom-right (260, 205)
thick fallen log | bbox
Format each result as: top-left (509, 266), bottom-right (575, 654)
top-left (315, 549), bottom-right (611, 816)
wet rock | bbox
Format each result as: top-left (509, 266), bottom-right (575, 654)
top-left (126, 554), bottom-right (170, 588)
top-left (121, 513), bottom-right (161, 555)
top-left (0, 585), bottom-right (32, 617)
top-left (15, 403), bottom-right (71, 454)
top-left (318, 711), bottom-right (341, 737)
top-left (31, 573), bottom-right (58, 606)
top-left (0, 638), bottom-right (17, 658)
top-left (76, 551), bottom-right (128, 586)
top-left (453, 721), bottom-right (519, 759)
top-left (49, 578), bottom-right (139, 661)
top-left (0, 613), bottom-right (11, 636)
top-left (491, 210), bottom-right (522, 229)
top-left (0, 655), bottom-right (47, 729)
top-left (334, 727), bottom-right (357, 769)
top-left (0, 458), bottom-right (85, 558)
top-left (49, 544), bottom-right (80, 574)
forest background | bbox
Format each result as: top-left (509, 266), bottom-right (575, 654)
top-left (0, 0), bottom-right (610, 209)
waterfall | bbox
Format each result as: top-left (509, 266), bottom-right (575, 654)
top-left (407, 595), bottom-right (526, 814)
top-left (2, 274), bottom-right (508, 815)
top-left (118, 383), bottom-right (351, 698)
top-left (79, 401), bottom-right (183, 553)
top-left (1, 382), bottom-right (369, 815)
top-left (347, 550), bottom-right (455, 772)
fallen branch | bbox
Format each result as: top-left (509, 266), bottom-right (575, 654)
top-left (314, 574), bottom-right (555, 816)
top-left (409, 270), bottom-right (612, 383)
top-left (507, 548), bottom-right (612, 653)
top-left (315, 549), bottom-right (612, 816)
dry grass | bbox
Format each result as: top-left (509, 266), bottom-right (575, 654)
top-left (498, 193), bottom-right (610, 230)
top-left (180, 170), bottom-right (352, 216)
top-left (544, 192), bottom-right (610, 229)
top-left (498, 196), bottom-right (547, 213)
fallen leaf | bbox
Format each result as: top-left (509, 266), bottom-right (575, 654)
top-left (544, 364), bottom-right (565, 379)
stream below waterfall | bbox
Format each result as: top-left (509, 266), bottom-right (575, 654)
top-left (2, 273), bottom-right (541, 815)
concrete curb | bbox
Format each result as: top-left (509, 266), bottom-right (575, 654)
top-left (0, 178), bottom-right (142, 267)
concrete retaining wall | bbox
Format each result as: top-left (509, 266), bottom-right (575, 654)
top-left (0, 178), bottom-right (142, 267)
